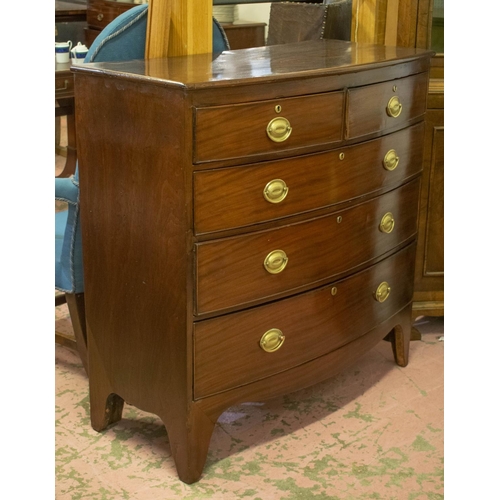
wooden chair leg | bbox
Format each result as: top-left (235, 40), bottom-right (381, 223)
top-left (65, 292), bottom-right (88, 374)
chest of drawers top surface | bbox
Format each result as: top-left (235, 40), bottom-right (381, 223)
top-left (73, 39), bottom-right (432, 89)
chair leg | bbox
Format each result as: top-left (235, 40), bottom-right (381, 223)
top-left (65, 292), bottom-right (88, 374)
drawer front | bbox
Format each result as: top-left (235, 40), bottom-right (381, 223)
top-left (194, 123), bottom-right (424, 234)
top-left (346, 73), bottom-right (428, 139)
top-left (194, 92), bottom-right (344, 164)
top-left (194, 242), bottom-right (416, 399)
top-left (87, 4), bottom-right (130, 30)
top-left (195, 179), bottom-right (419, 314)
top-left (55, 74), bottom-right (74, 99)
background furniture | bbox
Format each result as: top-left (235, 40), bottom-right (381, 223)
top-left (412, 55), bottom-right (443, 317)
top-left (267, 1), bottom-right (351, 45)
top-left (56, 0), bottom-right (87, 43)
top-left (84, 0), bottom-right (266, 50)
top-left (220, 21), bottom-right (266, 49)
top-left (55, 170), bottom-right (87, 373)
top-left (55, 62), bottom-right (78, 178)
top-left (73, 39), bottom-right (432, 483)
top-left (84, 0), bottom-right (138, 47)
top-left (56, 0), bottom-right (87, 177)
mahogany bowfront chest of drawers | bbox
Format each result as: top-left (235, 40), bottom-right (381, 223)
top-left (73, 40), bottom-right (433, 484)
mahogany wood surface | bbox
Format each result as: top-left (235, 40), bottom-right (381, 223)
top-left (196, 303), bottom-right (414, 421)
top-left (194, 243), bottom-right (416, 399)
top-left (195, 180), bottom-right (420, 315)
top-left (73, 40), bottom-right (432, 483)
top-left (194, 91), bottom-right (344, 163)
top-left (193, 122), bottom-right (424, 234)
top-left (346, 72), bottom-right (429, 139)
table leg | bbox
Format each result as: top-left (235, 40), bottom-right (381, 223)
top-left (55, 98), bottom-right (77, 177)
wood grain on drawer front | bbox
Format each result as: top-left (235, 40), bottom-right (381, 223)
top-left (194, 242), bottom-right (416, 399)
top-left (194, 123), bottom-right (424, 234)
top-left (346, 72), bottom-right (428, 139)
top-left (195, 179), bottom-right (419, 315)
top-left (193, 92), bottom-right (344, 163)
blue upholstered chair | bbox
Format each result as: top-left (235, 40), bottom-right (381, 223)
top-left (55, 169), bottom-right (88, 372)
top-left (55, 4), bottom-right (230, 371)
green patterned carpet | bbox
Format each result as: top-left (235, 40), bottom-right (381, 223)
top-left (56, 311), bottom-right (444, 499)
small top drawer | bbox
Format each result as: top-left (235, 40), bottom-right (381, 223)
top-left (193, 92), bottom-right (344, 164)
top-left (346, 72), bottom-right (428, 139)
top-left (194, 123), bottom-right (424, 234)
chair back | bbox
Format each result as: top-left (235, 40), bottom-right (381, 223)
top-left (85, 4), bottom-right (229, 64)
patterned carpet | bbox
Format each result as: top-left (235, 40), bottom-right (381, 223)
top-left (55, 306), bottom-right (444, 500)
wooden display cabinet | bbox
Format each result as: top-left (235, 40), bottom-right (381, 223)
top-left (412, 55), bottom-right (444, 317)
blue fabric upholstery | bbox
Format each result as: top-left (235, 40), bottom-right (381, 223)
top-left (84, 4), bottom-right (229, 63)
top-left (57, 6), bottom-right (229, 295)
top-left (55, 171), bottom-right (84, 293)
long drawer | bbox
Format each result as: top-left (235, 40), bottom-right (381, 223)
top-left (194, 242), bottom-right (416, 399)
top-left (194, 123), bottom-right (424, 234)
top-left (195, 179), bottom-right (419, 314)
top-left (346, 72), bottom-right (429, 139)
top-left (193, 91), bottom-right (344, 164)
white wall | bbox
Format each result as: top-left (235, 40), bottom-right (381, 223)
top-left (236, 3), bottom-right (272, 38)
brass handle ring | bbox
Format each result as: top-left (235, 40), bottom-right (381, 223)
top-left (374, 282), bottom-right (391, 303)
top-left (264, 249), bottom-right (288, 274)
top-left (379, 212), bottom-right (395, 234)
top-left (97, 13), bottom-right (104, 21)
top-left (263, 179), bottom-right (289, 204)
top-left (386, 96), bottom-right (403, 118)
top-left (267, 117), bottom-right (292, 143)
top-left (383, 149), bottom-right (400, 171)
top-left (260, 328), bottom-right (285, 352)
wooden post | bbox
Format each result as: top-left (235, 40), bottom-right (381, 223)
top-left (145, 0), bottom-right (212, 59)
top-left (145, 0), bottom-right (172, 59)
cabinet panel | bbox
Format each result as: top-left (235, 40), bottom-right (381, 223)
top-left (423, 120), bottom-right (444, 275)
top-left (412, 85), bottom-right (444, 317)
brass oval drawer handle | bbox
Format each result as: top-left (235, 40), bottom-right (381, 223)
top-left (386, 96), bottom-right (403, 118)
top-left (260, 328), bottom-right (285, 353)
top-left (379, 212), bottom-right (395, 234)
top-left (263, 179), bottom-right (289, 204)
top-left (383, 149), bottom-right (399, 171)
top-left (97, 13), bottom-right (104, 21)
top-left (264, 249), bottom-right (288, 274)
top-left (374, 281), bottom-right (391, 303)
top-left (267, 117), bottom-right (292, 143)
